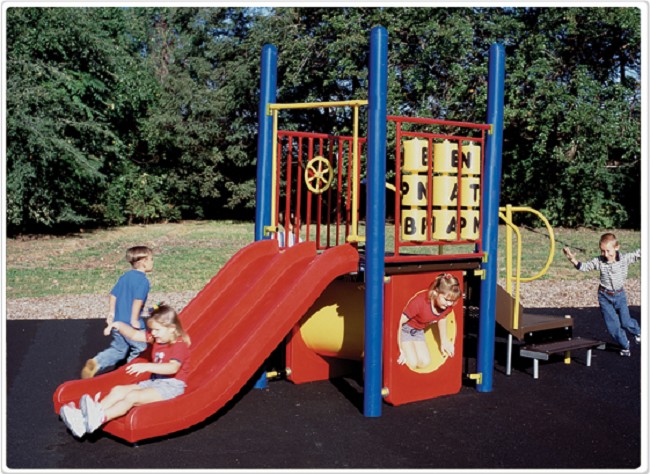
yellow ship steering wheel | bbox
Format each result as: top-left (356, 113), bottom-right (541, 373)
top-left (304, 156), bottom-right (334, 194)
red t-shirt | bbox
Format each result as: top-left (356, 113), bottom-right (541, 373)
top-left (145, 334), bottom-right (191, 383)
top-left (402, 290), bottom-right (453, 330)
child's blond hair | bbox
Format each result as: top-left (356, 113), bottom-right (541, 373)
top-left (599, 233), bottom-right (618, 246)
top-left (125, 246), bottom-right (153, 267)
top-left (427, 273), bottom-right (461, 302)
top-left (148, 304), bottom-right (191, 346)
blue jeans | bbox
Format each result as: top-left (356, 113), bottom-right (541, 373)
top-left (94, 329), bottom-right (147, 371)
top-left (598, 288), bottom-right (640, 349)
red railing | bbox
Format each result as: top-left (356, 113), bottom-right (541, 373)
top-left (274, 130), bottom-right (366, 250)
top-left (387, 116), bottom-right (490, 263)
top-left (274, 116), bottom-right (490, 264)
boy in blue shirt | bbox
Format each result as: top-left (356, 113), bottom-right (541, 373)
top-left (81, 246), bottom-right (154, 378)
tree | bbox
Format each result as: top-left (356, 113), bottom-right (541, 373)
top-left (4, 7), bottom-right (641, 232)
top-left (5, 7), bottom-right (159, 231)
top-left (495, 8), bottom-right (641, 227)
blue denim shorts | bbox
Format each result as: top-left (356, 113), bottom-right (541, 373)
top-left (137, 378), bottom-right (186, 400)
top-left (400, 324), bottom-right (425, 342)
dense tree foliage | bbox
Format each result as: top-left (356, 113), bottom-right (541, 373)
top-left (6, 8), bottom-right (160, 229)
top-left (4, 7), bottom-right (641, 233)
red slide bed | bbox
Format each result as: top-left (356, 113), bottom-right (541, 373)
top-left (53, 239), bottom-right (359, 443)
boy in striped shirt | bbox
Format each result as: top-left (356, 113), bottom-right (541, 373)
top-left (563, 233), bottom-right (641, 356)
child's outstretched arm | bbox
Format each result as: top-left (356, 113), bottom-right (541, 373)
top-left (438, 318), bottom-right (455, 357)
top-left (563, 247), bottom-right (578, 266)
top-left (130, 299), bottom-right (144, 328)
top-left (623, 248), bottom-right (641, 265)
top-left (111, 321), bottom-right (147, 342)
top-left (126, 359), bottom-right (181, 377)
top-left (104, 295), bottom-right (117, 336)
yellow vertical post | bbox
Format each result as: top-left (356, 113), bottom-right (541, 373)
top-left (270, 109), bottom-right (279, 231)
top-left (351, 103), bottom-right (360, 239)
top-left (505, 204), bottom-right (513, 294)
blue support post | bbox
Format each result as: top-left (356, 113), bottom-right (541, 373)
top-left (477, 43), bottom-right (506, 392)
top-left (254, 44), bottom-right (278, 242)
top-left (364, 25), bottom-right (388, 417)
top-left (253, 44), bottom-right (277, 389)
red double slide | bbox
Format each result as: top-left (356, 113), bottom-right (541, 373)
top-left (53, 239), bottom-right (359, 443)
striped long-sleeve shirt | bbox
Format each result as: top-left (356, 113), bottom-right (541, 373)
top-left (575, 249), bottom-right (641, 291)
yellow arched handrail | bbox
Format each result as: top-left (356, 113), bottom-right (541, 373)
top-left (498, 205), bottom-right (555, 330)
top-left (499, 205), bottom-right (555, 284)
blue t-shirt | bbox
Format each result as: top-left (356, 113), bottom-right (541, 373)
top-left (110, 269), bottom-right (150, 328)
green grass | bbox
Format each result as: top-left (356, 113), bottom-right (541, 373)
top-left (6, 221), bottom-right (255, 299)
top-left (499, 226), bottom-right (642, 281)
top-left (383, 224), bottom-right (641, 282)
top-left (5, 221), bottom-right (641, 299)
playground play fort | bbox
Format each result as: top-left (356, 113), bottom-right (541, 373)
top-left (53, 26), bottom-right (604, 443)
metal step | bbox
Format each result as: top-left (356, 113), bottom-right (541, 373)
top-left (521, 337), bottom-right (607, 360)
top-left (519, 337), bottom-right (606, 379)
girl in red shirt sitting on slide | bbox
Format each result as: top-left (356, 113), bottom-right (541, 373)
top-left (60, 304), bottom-right (191, 438)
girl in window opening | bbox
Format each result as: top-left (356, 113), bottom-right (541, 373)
top-left (397, 273), bottom-right (461, 369)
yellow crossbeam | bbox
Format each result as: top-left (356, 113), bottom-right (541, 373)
top-left (268, 100), bottom-right (368, 112)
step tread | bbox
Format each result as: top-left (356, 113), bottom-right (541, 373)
top-left (519, 312), bottom-right (573, 331)
top-left (521, 337), bottom-right (606, 357)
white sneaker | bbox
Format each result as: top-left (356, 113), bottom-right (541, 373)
top-left (634, 335), bottom-right (641, 344)
top-left (80, 393), bottom-right (105, 434)
top-left (60, 404), bottom-right (86, 438)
